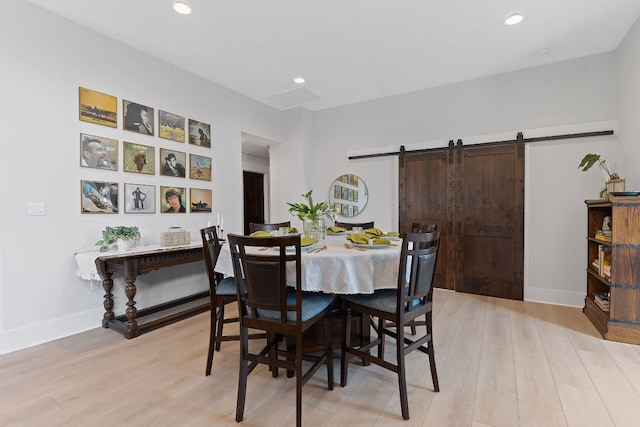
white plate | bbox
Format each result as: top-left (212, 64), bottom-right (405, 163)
top-left (352, 243), bottom-right (391, 249)
top-left (383, 235), bottom-right (400, 241)
top-left (275, 244), bottom-right (318, 253)
top-left (327, 231), bottom-right (349, 236)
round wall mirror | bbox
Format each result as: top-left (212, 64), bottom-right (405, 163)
top-left (329, 174), bottom-right (368, 218)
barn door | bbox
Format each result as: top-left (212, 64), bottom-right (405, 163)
top-left (399, 140), bottom-right (524, 300)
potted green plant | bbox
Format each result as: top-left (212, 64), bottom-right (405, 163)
top-left (96, 226), bottom-right (141, 252)
top-left (287, 190), bottom-right (336, 238)
top-left (578, 153), bottom-right (624, 197)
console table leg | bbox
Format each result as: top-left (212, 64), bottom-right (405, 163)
top-left (124, 280), bottom-right (138, 338)
top-left (102, 273), bottom-right (114, 328)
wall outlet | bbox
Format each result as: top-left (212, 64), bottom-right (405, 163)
top-left (27, 202), bottom-right (46, 216)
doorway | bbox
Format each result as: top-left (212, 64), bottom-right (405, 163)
top-left (243, 171), bottom-right (265, 234)
top-left (399, 140), bottom-right (524, 300)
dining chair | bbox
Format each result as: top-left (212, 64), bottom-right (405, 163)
top-left (248, 221), bottom-right (291, 233)
top-left (411, 222), bottom-right (438, 233)
top-left (200, 226), bottom-right (264, 376)
top-left (334, 220), bottom-right (374, 230)
top-left (340, 231), bottom-right (441, 420)
top-left (228, 233), bottom-right (335, 427)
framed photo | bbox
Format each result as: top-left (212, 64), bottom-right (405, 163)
top-left (124, 183), bottom-right (155, 214)
top-left (188, 119), bottom-right (211, 147)
top-left (160, 148), bottom-right (187, 178)
top-left (159, 110), bottom-right (185, 142)
top-left (160, 186), bottom-right (187, 213)
top-left (123, 141), bottom-right (155, 175)
top-left (79, 87), bottom-right (117, 128)
top-left (123, 100), bottom-right (154, 136)
top-left (190, 188), bottom-right (212, 213)
top-left (189, 154), bottom-right (212, 180)
top-left (80, 133), bottom-right (118, 170)
top-left (81, 180), bottom-right (118, 214)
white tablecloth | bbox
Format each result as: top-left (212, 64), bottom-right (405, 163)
top-left (74, 242), bottom-right (203, 281)
top-left (215, 235), bottom-right (401, 294)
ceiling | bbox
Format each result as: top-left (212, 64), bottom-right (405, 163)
top-left (24, 0), bottom-right (640, 111)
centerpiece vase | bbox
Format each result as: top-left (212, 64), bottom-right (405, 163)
top-left (303, 218), bottom-right (326, 240)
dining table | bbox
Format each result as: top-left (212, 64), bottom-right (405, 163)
top-left (214, 233), bottom-right (402, 295)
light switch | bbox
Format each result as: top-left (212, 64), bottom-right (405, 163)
top-left (27, 202), bottom-right (46, 216)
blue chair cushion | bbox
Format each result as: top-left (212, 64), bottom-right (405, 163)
top-left (341, 289), bottom-right (397, 313)
top-left (216, 276), bottom-right (237, 295)
top-left (256, 291), bottom-right (335, 322)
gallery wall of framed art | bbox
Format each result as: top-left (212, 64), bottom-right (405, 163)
top-left (78, 86), bottom-right (215, 216)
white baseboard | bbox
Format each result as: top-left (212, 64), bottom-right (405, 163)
top-left (525, 286), bottom-right (585, 308)
top-left (0, 308), bottom-right (103, 355)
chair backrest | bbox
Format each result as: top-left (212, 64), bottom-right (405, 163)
top-left (201, 225), bottom-right (225, 291)
top-left (228, 234), bottom-right (302, 324)
top-left (249, 221), bottom-right (291, 233)
top-left (399, 231), bottom-right (441, 317)
top-left (334, 221), bottom-right (374, 230)
top-left (410, 223), bottom-right (438, 233)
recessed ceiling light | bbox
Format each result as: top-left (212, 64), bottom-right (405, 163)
top-left (293, 76), bottom-right (306, 84)
top-left (173, 1), bottom-right (192, 15)
top-left (504, 13), bottom-right (524, 26)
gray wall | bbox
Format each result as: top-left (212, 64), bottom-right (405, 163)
top-left (0, 0), bottom-right (282, 353)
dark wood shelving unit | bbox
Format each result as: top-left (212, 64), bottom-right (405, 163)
top-left (584, 197), bottom-right (640, 344)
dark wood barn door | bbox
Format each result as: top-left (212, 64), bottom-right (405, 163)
top-left (399, 140), bottom-right (524, 300)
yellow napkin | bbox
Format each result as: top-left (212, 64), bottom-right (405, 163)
top-left (250, 231), bottom-right (272, 237)
top-left (327, 226), bottom-right (347, 233)
top-left (364, 227), bottom-right (383, 237)
top-left (372, 238), bottom-right (390, 245)
top-left (346, 234), bottom-right (369, 245)
top-left (288, 227), bottom-right (299, 234)
top-left (300, 236), bottom-right (318, 247)
top-left (383, 231), bottom-right (399, 237)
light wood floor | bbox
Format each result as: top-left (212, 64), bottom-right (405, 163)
top-left (2, 289), bottom-right (640, 426)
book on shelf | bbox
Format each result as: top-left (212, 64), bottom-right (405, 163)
top-left (596, 229), bottom-right (612, 237)
top-left (594, 292), bottom-right (610, 311)
top-left (594, 233), bottom-right (612, 242)
top-left (597, 245), bottom-right (612, 278)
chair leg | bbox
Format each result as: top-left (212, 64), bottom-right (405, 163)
top-left (324, 313), bottom-right (334, 390)
top-left (377, 316), bottom-right (385, 358)
top-left (427, 313), bottom-right (439, 392)
top-left (340, 306), bottom-right (352, 387)
top-left (214, 304), bottom-right (225, 351)
top-left (236, 326), bottom-right (249, 422)
top-left (296, 333), bottom-right (304, 427)
top-left (396, 325), bottom-right (410, 420)
top-left (205, 303), bottom-right (218, 376)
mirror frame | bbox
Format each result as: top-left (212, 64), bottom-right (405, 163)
top-left (329, 174), bottom-right (368, 218)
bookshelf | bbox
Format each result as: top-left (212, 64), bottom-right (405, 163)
top-left (584, 197), bottom-right (640, 344)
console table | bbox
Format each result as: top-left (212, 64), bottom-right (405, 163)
top-left (88, 244), bottom-right (209, 339)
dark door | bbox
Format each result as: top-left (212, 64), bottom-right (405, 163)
top-left (399, 146), bottom-right (453, 290)
top-left (399, 140), bottom-right (524, 300)
top-left (455, 142), bottom-right (524, 299)
top-left (243, 171), bottom-right (264, 235)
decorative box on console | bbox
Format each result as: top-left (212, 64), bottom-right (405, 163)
top-left (161, 227), bottom-right (190, 247)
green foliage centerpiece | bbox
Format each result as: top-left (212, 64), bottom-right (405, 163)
top-left (96, 226), bottom-right (141, 252)
top-left (287, 190), bottom-right (336, 238)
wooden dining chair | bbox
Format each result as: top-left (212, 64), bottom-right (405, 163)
top-left (340, 231), bottom-right (441, 420)
top-left (228, 233), bottom-right (335, 427)
top-left (200, 226), bottom-right (264, 376)
top-left (248, 221), bottom-right (291, 233)
top-left (334, 220), bottom-right (374, 230)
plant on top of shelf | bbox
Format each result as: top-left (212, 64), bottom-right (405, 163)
top-left (578, 153), bottom-right (620, 180)
top-left (578, 153), bottom-right (624, 197)
top-left (287, 190), bottom-right (336, 222)
top-left (96, 226), bottom-right (141, 252)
